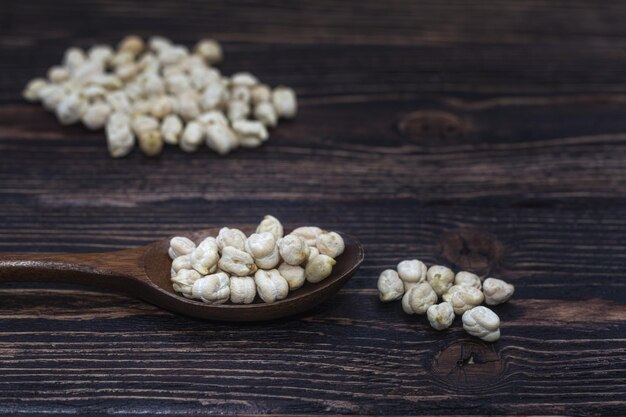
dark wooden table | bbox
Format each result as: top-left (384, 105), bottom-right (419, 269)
top-left (1, 1), bottom-right (625, 415)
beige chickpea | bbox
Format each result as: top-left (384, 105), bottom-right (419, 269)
top-left (138, 130), bottom-right (164, 156)
top-left (197, 236), bottom-right (217, 247)
top-left (200, 83), bottom-right (227, 110)
top-left (56, 93), bottom-right (85, 125)
top-left (447, 285), bottom-right (484, 315)
top-left (377, 269), bottom-right (404, 302)
top-left (192, 272), bottom-right (230, 304)
top-left (22, 78), bottom-right (47, 102)
top-left (238, 136), bottom-right (263, 149)
top-left (63, 47), bottom-right (86, 71)
top-left (397, 259), bottom-right (427, 283)
top-left (141, 60), bottom-right (159, 75)
top-left (194, 38), bottom-right (223, 64)
top-left (244, 233), bottom-right (276, 258)
top-left (427, 302), bottom-right (455, 330)
top-left (88, 44), bottom-right (114, 63)
top-left (180, 121), bottom-right (204, 152)
top-left (131, 114), bottom-right (162, 156)
top-left (110, 50), bottom-right (134, 68)
top-left (47, 66), bottom-right (70, 83)
top-left (277, 234), bottom-right (308, 266)
top-left (150, 95), bottom-right (174, 119)
top-left (290, 226), bottom-right (322, 247)
top-left (462, 306), bottom-right (501, 342)
top-left (172, 90), bottom-right (200, 121)
top-left (250, 84), bottom-right (271, 105)
top-left (232, 120), bottom-right (268, 146)
top-left (85, 73), bottom-right (122, 90)
top-left (82, 102), bottom-right (111, 130)
top-left (158, 45), bottom-right (189, 66)
top-left (137, 51), bottom-right (158, 71)
top-left (48, 66), bottom-right (71, 84)
top-left (426, 265), bottom-right (455, 296)
top-left (272, 86), bottom-right (297, 119)
top-left (401, 282), bottom-right (437, 315)
top-left (81, 85), bottom-right (107, 101)
top-left (205, 122), bottom-right (238, 155)
top-left (124, 81), bottom-right (144, 103)
top-left (397, 259), bottom-right (428, 291)
top-left (184, 54), bottom-right (206, 73)
top-left (162, 64), bottom-right (186, 78)
top-left (216, 227), bottom-right (247, 252)
top-left (39, 84), bottom-right (65, 111)
top-left (190, 241), bottom-right (219, 275)
top-left (171, 254), bottom-right (192, 276)
top-left (115, 62), bottom-right (139, 81)
top-left (165, 73), bottom-right (191, 95)
top-left (148, 36), bottom-right (172, 52)
top-left (73, 61), bottom-right (106, 84)
top-left (304, 254), bottom-right (336, 283)
top-left (245, 232), bottom-right (280, 269)
top-left (190, 66), bottom-right (220, 90)
top-left (229, 276), bottom-right (256, 304)
top-left (140, 73), bottom-right (165, 96)
top-left (118, 35), bottom-right (145, 55)
top-left (218, 246), bottom-right (258, 277)
top-left (181, 53), bottom-right (206, 71)
top-left (253, 102), bottom-right (278, 127)
top-left (180, 54), bottom-right (205, 72)
top-left (161, 114), bottom-right (183, 145)
top-left (169, 236), bottom-right (196, 259)
top-left (482, 278), bottom-right (515, 305)
top-left (231, 85), bottom-right (251, 103)
top-left (106, 112), bottom-right (135, 158)
top-left (278, 263), bottom-right (305, 291)
top-left (197, 110), bottom-right (228, 126)
top-left (442, 285), bottom-right (461, 303)
top-left (316, 231), bottom-right (345, 258)
top-left (176, 91), bottom-right (200, 121)
top-left (231, 72), bottom-right (258, 87)
top-left (227, 100), bottom-right (250, 122)
top-left (307, 246), bottom-right (320, 263)
top-left (131, 115), bottom-right (159, 137)
top-left (256, 215), bottom-right (284, 240)
top-left (106, 91), bottom-right (132, 113)
top-left (254, 269), bottom-right (289, 303)
top-left (171, 269), bottom-right (202, 298)
top-left (455, 271), bottom-right (482, 290)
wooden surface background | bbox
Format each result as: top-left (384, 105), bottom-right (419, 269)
top-left (1, 1), bottom-right (626, 415)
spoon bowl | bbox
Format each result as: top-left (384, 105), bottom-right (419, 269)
top-left (0, 228), bottom-right (364, 321)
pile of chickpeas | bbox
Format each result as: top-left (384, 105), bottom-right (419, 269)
top-left (377, 261), bottom-right (514, 342)
top-left (168, 215), bottom-right (344, 304)
top-left (22, 36), bottom-right (297, 157)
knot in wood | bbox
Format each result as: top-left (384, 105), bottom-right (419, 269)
top-left (397, 110), bottom-right (469, 142)
top-left (438, 229), bottom-right (503, 276)
top-left (432, 339), bottom-right (503, 388)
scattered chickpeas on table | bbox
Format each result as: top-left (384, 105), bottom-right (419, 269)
top-left (168, 215), bottom-right (345, 304)
top-left (23, 35), bottom-right (297, 158)
top-left (377, 260), bottom-right (515, 342)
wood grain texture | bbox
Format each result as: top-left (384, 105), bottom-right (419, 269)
top-left (1, 0), bottom-right (626, 415)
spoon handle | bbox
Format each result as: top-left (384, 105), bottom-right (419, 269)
top-left (0, 249), bottom-right (148, 291)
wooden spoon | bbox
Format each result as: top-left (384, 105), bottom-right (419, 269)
top-left (0, 229), bottom-right (364, 321)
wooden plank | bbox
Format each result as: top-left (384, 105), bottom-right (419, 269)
top-left (0, 0), bottom-right (625, 415)
top-left (1, 96), bottom-right (626, 206)
top-left (0, 205), bottom-right (624, 415)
